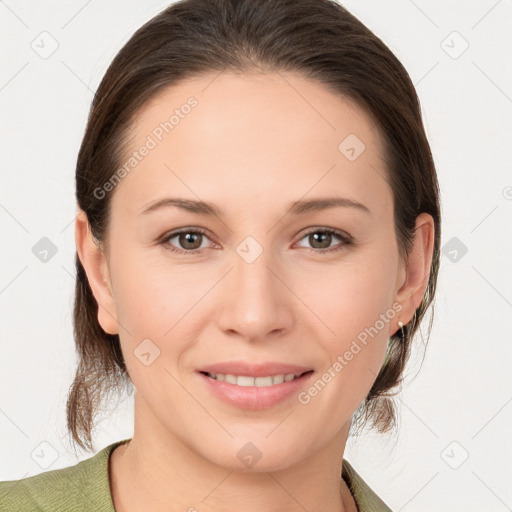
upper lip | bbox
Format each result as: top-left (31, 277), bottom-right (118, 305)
top-left (197, 361), bottom-right (314, 377)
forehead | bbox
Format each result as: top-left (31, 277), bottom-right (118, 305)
top-left (112, 71), bottom-right (390, 217)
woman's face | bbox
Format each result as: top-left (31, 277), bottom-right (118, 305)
top-left (82, 71), bottom-right (425, 471)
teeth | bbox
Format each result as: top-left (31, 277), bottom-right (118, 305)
top-left (206, 372), bottom-right (303, 387)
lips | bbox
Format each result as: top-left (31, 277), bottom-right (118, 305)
top-left (197, 361), bottom-right (313, 378)
top-left (195, 361), bottom-right (315, 410)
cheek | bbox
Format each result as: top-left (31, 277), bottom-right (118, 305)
top-left (297, 253), bottom-right (398, 397)
top-left (110, 243), bottom-right (193, 334)
top-left (111, 266), bottom-right (194, 400)
top-left (107, 247), bottom-right (197, 379)
top-left (303, 256), bottom-right (399, 345)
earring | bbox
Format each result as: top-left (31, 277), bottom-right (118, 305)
top-left (397, 320), bottom-right (405, 341)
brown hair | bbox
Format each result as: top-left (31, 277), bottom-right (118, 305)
top-left (69, 0), bottom-right (441, 451)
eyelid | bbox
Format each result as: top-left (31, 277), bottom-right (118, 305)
top-left (159, 226), bottom-right (215, 252)
top-left (298, 226), bottom-right (352, 241)
top-left (294, 226), bottom-right (352, 252)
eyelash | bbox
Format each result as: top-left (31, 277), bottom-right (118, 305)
top-left (159, 227), bottom-right (352, 255)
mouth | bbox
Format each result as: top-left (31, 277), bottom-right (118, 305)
top-left (196, 367), bottom-right (315, 410)
top-left (199, 369), bottom-right (314, 387)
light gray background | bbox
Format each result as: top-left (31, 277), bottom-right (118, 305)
top-left (1, 1), bottom-right (511, 510)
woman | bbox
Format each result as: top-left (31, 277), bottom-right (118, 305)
top-left (0, 0), bottom-right (439, 510)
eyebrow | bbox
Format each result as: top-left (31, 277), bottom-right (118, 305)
top-left (139, 196), bottom-right (370, 217)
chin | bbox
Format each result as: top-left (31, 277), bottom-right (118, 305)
top-left (201, 438), bottom-right (306, 473)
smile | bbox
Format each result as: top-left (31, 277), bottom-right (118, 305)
top-left (197, 370), bottom-right (315, 410)
top-left (202, 371), bottom-right (310, 387)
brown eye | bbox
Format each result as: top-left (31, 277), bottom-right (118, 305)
top-left (161, 228), bottom-right (211, 253)
top-left (177, 232), bottom-right (203, 250)
top-left (308, 231), bottom-right (333, 249)
top-left (296, 228), bottom-right (351, 253)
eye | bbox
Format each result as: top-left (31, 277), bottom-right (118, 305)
top-left (160, 228), bottom-right (214, 254)
top-left (295, 228), bottom-right (352, 253)
top-left (159, 227), bottom-right (352, 255)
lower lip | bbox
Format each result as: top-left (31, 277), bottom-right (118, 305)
top-left (197, 371), bottom-right (314, 410)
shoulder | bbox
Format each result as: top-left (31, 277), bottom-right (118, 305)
top-left (342, 459), bottom-right (393, 512)
top-left (0, 439), bottom-right (130, 512)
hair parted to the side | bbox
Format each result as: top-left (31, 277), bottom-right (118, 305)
top-left (69, 0), bottom-right (440, 452)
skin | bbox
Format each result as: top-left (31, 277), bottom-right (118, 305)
top-left (75, 71), bottom-right (434, 512)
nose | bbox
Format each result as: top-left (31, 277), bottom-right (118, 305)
top-left (216, 243), bottom-right (294, 342)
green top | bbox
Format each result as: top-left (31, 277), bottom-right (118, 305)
top-left (0, 439), bottom-right (392, 511)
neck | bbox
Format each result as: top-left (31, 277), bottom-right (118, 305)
top-left (109, 394), bottom-right (356, 512)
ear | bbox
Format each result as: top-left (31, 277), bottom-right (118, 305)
top-left (394, 213), bottom-right (435, 330)
top-left (75, 208), bottom-right (119, 335)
